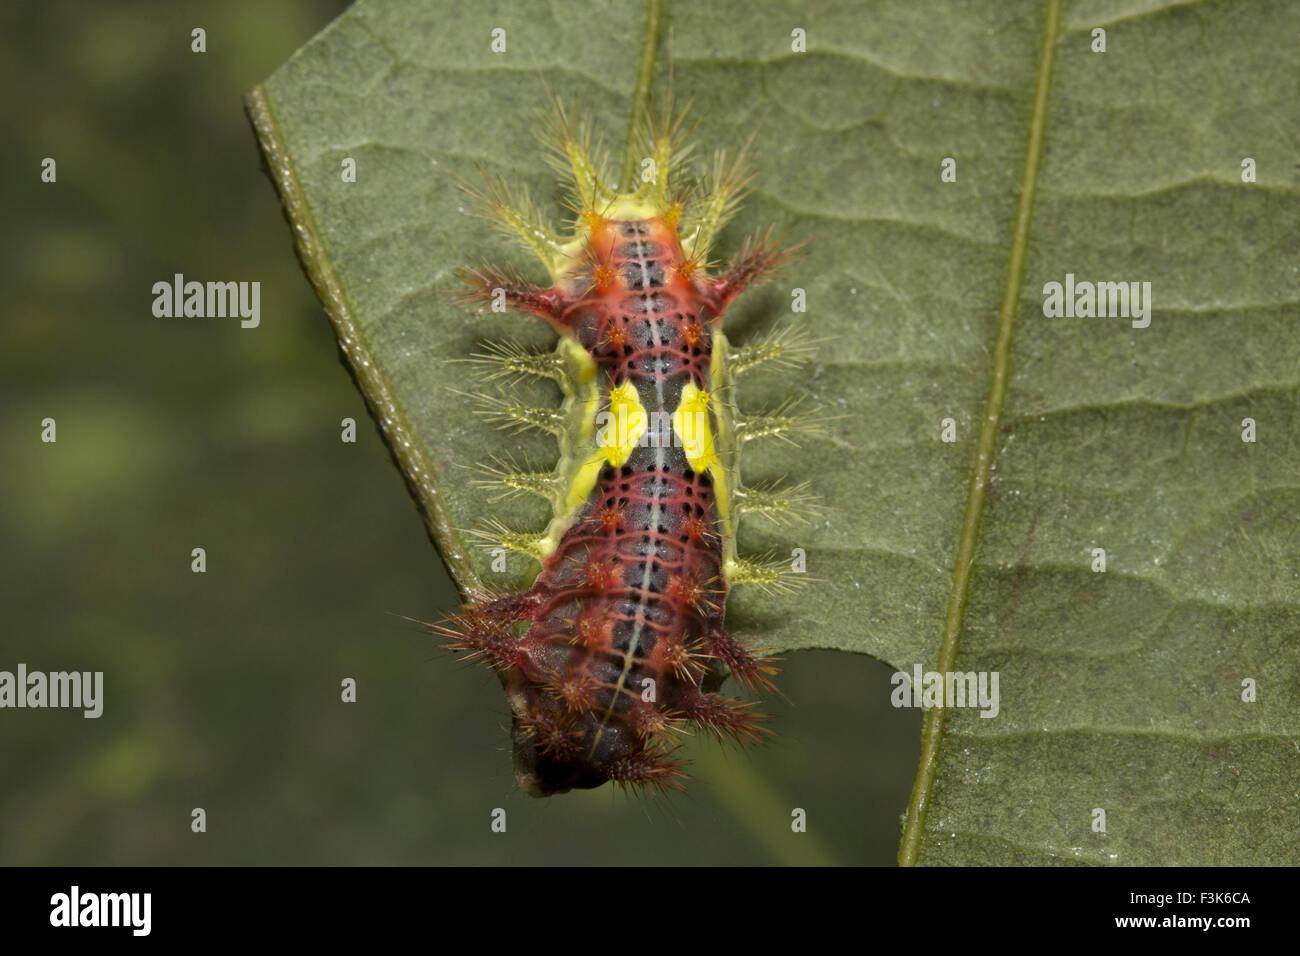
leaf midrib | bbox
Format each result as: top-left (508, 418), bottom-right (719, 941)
top-left (897, 0), bottom-right (1064, 866)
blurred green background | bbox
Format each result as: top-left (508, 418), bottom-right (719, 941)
top-left (0, 0), bottom-right (918, 865)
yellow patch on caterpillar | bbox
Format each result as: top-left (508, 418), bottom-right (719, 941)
top-left (533, 376), bottom-right (648, 559)
top-left (595, 380), bottom-right (648, 468)
top-left (672, 383), bottom-right (717, 473)
top-left (673, 380), bottom-right (740, 579)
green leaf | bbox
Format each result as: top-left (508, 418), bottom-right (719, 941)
top-left (248, 0), bottom-right (1300, 864)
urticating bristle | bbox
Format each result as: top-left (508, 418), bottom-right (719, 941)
top-left (681, 691), bottom-right (772, 745)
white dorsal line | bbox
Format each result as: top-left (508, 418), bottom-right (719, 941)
top-left (590, 221), bottom-right (669, 755)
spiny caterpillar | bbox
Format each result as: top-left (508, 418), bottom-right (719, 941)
top-left (437, 95), bottom-right (818, 796)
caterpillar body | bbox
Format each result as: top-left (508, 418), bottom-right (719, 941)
top-left (438, 99), bottom-right (816, 796)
